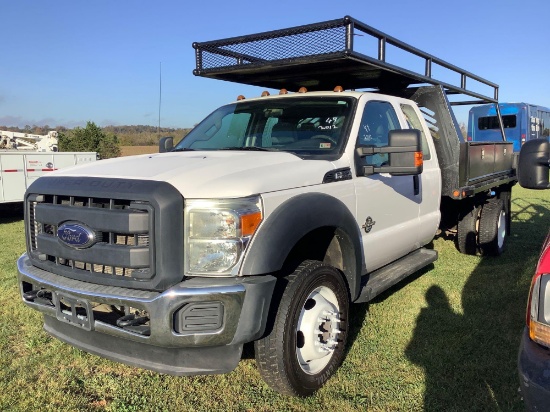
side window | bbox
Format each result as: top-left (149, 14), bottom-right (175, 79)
top-left (358, 101), bottom-right (401, 166)
top-left (400, 104), bottom-right (431, 160)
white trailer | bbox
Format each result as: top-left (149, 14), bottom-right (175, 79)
top-left (0, 151), bottom-right (97, 203)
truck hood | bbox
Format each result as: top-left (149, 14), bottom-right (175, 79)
top-left (48, 151), bottom-right (336, 197)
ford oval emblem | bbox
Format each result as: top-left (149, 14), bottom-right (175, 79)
top-left (57, 222), bottom-right (96, 249)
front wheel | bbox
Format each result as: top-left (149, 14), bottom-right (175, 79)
top-left (254, 260), bottom-right (350, 397)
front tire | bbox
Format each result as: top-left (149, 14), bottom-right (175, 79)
top-left (254, 260), bottom-right (350, 397)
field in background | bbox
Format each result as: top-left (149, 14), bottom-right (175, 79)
top-left (1, 186), bottom-right (549, 411)
top-left (120, 146), bottom-right (158, 157)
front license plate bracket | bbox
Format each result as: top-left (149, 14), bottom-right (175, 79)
top-left (54, 292), bottom-right (94, 331)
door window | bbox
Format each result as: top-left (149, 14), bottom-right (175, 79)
top-left (400, 103), bottom-right (431, 160)
top-left (358, 101), bottom-right (401, 166)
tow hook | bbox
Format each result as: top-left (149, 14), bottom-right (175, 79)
top-left (116, 313), bottom-right (151, 336)
top-left (23, 289), bottom-right (54, 307)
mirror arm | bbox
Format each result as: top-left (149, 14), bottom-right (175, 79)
top-left (356, 145), bottom-right (420, 157)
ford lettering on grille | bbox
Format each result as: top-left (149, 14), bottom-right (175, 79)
top-left (57, 222), bottom-right (96, 249)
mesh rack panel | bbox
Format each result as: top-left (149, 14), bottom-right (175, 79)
top-left (197, 20), bottom-right (346, 70)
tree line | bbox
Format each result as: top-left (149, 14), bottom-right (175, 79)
top-left (0, 123), bottom-right (192, 159)
top-left (101, 125), bottom-right (192, 146)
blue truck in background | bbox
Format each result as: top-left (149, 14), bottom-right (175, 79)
top-left (468, 103), bottom-right (550, 152)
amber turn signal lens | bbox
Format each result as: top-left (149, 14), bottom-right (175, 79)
top-left (530, 319), bottom-right (550, 348)
top-left (414, 152), bottom-right (423, 167)
top-left (241, 212), bottom-right (262, 237)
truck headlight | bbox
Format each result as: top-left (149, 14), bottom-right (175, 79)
top-left (185, 196), bottom-right (262, 276)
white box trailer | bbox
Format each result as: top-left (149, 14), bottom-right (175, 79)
top-left (0, 151), bottom-right (97, 203)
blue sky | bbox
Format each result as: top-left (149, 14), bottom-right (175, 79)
top-left (2, 0), bottom-right (549, 129)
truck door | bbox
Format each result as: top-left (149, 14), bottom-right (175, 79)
top-left (354, 100), bottom-right (423, 272)
top-left (399, 102), bottom-right (441, 248)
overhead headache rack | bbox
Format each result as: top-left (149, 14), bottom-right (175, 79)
top-left (192, 16), bottom-right (499, 105)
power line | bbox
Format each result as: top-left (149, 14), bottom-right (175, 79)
top-left (158, 62), bottom-right (162, 136)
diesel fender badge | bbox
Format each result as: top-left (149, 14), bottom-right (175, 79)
top-left (57, 222), bottom-right (96, 249)
top-left (362, 216), bottom-right (376, 233)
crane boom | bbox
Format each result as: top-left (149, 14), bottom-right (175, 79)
top-left (0, 130), bottom-right (59, 152)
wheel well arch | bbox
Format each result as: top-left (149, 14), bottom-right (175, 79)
top-left (282, 226), bottom-right (357, 296)
top-left (240, 192), bottom-right (363, 300)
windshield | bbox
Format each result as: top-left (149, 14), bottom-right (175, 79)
top-left (174, 96), bottom-right (355, 156)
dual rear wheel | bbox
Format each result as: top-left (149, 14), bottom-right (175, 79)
top-left (457, 194), bottom-right (510, 256)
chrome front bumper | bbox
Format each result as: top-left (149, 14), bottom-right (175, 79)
top-left (17, 254), bottom-right (276, 375)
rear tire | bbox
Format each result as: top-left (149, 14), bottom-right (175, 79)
top-left (479, 198), bottom-right (507, 256)
top-left (457, 202), bottom-right (481, 255)
top-left (254, 260), bottom-right (349, 397)
top-left (500, 190), bottom-right (512, 236)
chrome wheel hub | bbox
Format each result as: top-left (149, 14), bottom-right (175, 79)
top-left (296, 286), bottom-right (341, 375)
top-left (497, 209), bottom-right (506, 249)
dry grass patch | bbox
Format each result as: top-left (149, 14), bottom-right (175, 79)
top-left (120, 146), bottom-right (158, 157)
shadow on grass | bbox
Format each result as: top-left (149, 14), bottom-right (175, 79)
top-left (0, 203), bottom-right (24, 224)
top-left (405, 198), bottom-right (550, 411)
top-left (343, 262), bottom-right (437, 370)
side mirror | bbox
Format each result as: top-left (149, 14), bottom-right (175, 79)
top-left (518, 139), bottom-right (550, 189)
top-left (356, 129), bottom-right (423, 176)
top-left (159, 136), bottom-right (174, 153)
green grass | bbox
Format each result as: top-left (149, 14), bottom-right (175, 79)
top-left (0, 186), bottom-right (549, 411)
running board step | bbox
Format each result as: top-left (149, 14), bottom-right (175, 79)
top-left (355, 248), bottom-right (438, 303)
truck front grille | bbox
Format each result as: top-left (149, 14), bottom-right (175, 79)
top-left (28, 194), bottom-right (153, 282)
top-left (25, 176), bottom-right (184, 291)
top-left (57, 259), bottom-right (142, 277)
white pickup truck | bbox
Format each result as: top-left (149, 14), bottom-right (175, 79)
top-left (17, 16), bottom-right (519, 396)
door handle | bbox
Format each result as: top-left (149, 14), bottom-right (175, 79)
top-left (413, 175), bottom-right (420, 196)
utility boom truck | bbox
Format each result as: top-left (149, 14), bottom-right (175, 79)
top-left (0, 130), bottom-right (59, 152)
top-left (17, 17), bottom-right (527, 396)
top-left (0, 130), bottom-right (97, 204)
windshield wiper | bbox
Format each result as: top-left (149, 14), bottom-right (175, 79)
top-left (220, 146), bottom-right (272, 151)
top-left (171, 147), bottom-right (195, 152)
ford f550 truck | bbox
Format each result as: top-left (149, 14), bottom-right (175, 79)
top-left (17, 17), bottom-right (519, 396)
